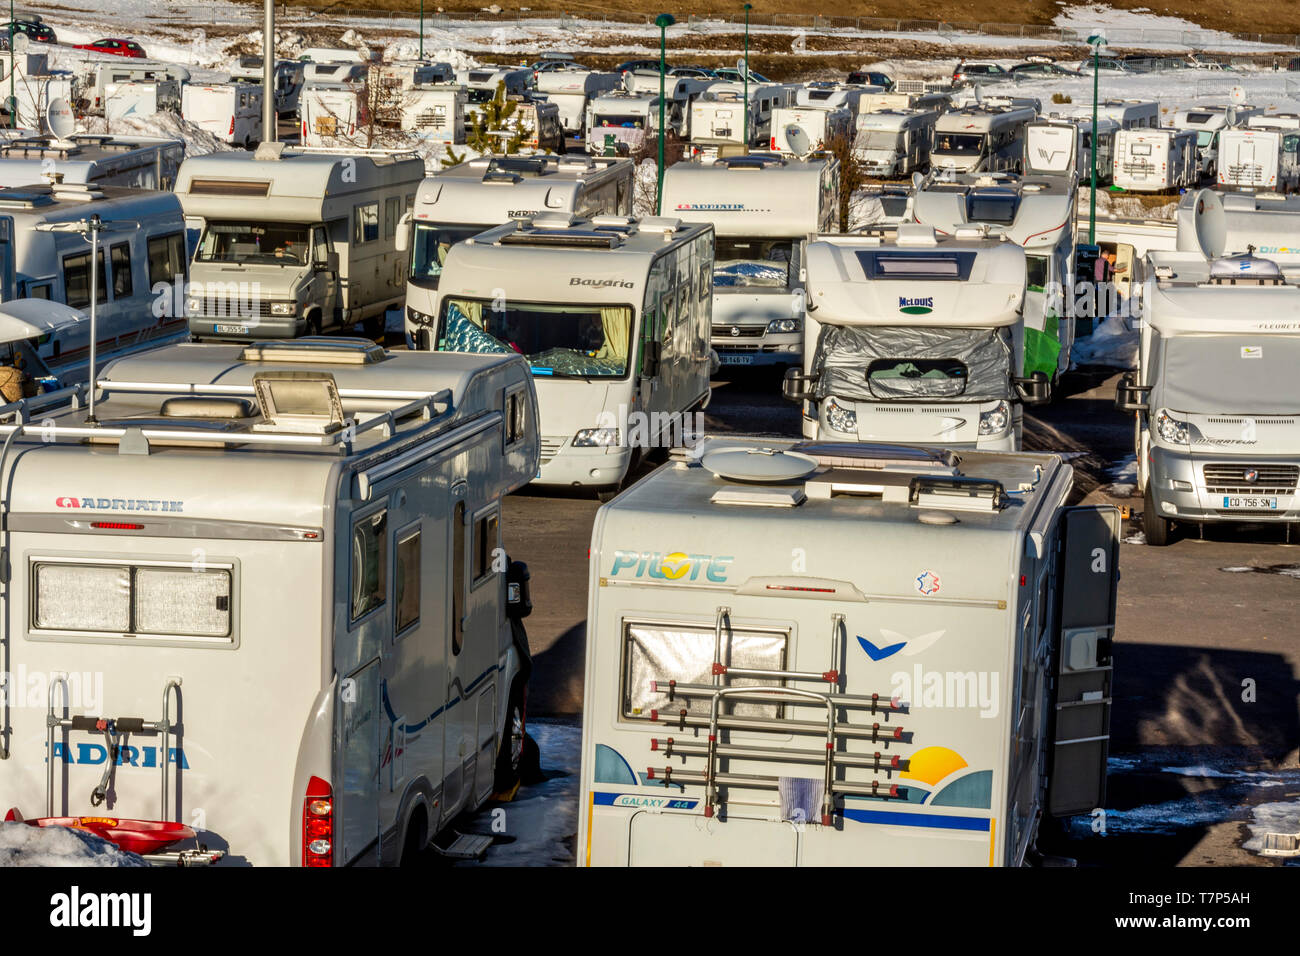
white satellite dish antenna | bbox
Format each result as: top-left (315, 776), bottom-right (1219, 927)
top-left (736, 57), bottom-right (747, 78)
top-left (12, 32), bottom-right (29, 55)
top-left (784, 125), bottom-right (810, 157)
top-left (45, 97), bottom-right (75, 140)
top-left (1230, 84), bottom-right (1246, 104)
top-left (972, 83), bottom-right (984, 106)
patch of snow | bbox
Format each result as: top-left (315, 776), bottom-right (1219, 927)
top-left (1124, 530), bottom-right (1146, 545)
top-left (1242, 799), bottom-right (1300, 856)
top-left (1072, 313), bottom-right (1138, 369)
top-left (0, 822), bottom-right (148, 867)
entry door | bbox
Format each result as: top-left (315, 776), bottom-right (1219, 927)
top-left (311, 225), bottom-right (339, 325)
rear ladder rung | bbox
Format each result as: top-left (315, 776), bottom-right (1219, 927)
top-left (651, 737), bottom-right (910, 773)
top-left (648, 708), bottom-right (912, 745)
top-left (646, 767), bottom-right (910, 802)
top-left (653, 680), bottom-right (906, 715)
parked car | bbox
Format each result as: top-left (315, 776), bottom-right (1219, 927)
top-left (1009, 61), bottom-right (1082, 78)
top-left (713, 67), bottom-right (771, 83)
top-left (668, 66), bottom-right (716, 79)
top-left (73, 37), bottom-right (147, 58)
top-left (846, 70), bottom-right (894, 90)
top-left (3, 17), bottom-right (56, 44)
top-left (1076, 57), bottom-right (1130, 74)
top-left (952, 60), bottom-right (1011, 85)
top-left (616, 58), bottom-right (665, 73)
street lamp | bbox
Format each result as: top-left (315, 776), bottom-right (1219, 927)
top-left (8, 0), bottom-right (14, 129)
top-left (743, 3), bottom-right (752, 147)
top-left (1087, 32), bottom-right (1107, 246)
top-left (420, 0), bottom-right (425, 60)
top-left (655, 13), bottom-right (674, 215)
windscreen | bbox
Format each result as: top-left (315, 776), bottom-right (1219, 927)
top-left (409, 222), bottom-right (490, 285)
top-left (1159, 334), bottom-right (1300, 413)
top-left (862, 130), bottom-right (903, 150)
top-left (1196, 130), bottom-right (1215, 148)
top-left (593, 113), bottom-right (647, 128)
top-left (438, 297), bottom-right (633, 378)
top-left (466, 87), bottom-right (497, 104)
top-left (714, 237), bottom-right (793, 289)
top-left (196, 222), bottom-right (311, 265)
top-left (934, 132), bottom-right (985, 154)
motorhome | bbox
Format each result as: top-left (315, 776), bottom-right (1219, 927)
top-left (176, 144), bottom-right (425, 339)
top-left (0, 337), bottom-right (542, 866)
top-left (931, 104), bottom-right (1037, 174)
top-left (0, 183), bottom-right (189, 371)
top-left (458, 67), bottom-right (533, 121)
top-left (1175, 188), bottom-right (1300, 267)
top-left (783, 227), bottom-right (1042, 450)
top-left (302, 62), bottom-right (368, 89)
top-left (1217, 127), bottom-right (1300, 193)
top-left (414, 214), bottom-right (714, 496)
top-left (372, 60), bottom-right (457, 92)
top-left (231, 56), bottom-right (306, 116)
top-left (913, 133), bottom-right (1079, 389)
top-left (1091, 99), bottom-right (1159, 130)
top-left (1170, 104), bottom-right (1263, 179)
top-left (400, 154), bottom-right (635, 327)
top-left (855, 108), bottom-right (939, 178)
top-left (534, 70), bottom-right (623, 135)
top-left (1112, 127), bottom-right (1198, 192)
top-left (1043, 115), bottom-right (1119, 186)
top-left (299, 46), bottom-right (374, 64)
top-left (0, 134), bottom-right (184, 190)
top-left (181, 83), bottom-right (263, 148)
top-left (857, 90), bottom-right (952, 115)
top-left (793, 83), bottom-right (877, 116)
top-left (104, 81), bottom-right (178, 126)
top-left (512, 97), bottom-right (565, 154)
top-left (579, 436), bottom-right (1119, 866)
top-left (661, 154), bottom-right (837, 369)
top-left (585, 91), bottom-right (661, 155)
top-left (1115, 250), bottom-right (1300, 545)
top-left (768, 105), bottom-right (851, 155)
top-left (86, 62), bottom-right (191, 116)
top-left (1084, 216), bottom-right (1178, 300)
top-left (12, 71), bottom-right (78, 132)
top-left (1249, 113), bottom-right (1300, 132)
top-left (300, 84), bottom-right (367, 148)
top-left (690, 84), bottom-right (792, 157)
top-left (400, 85), bottom-right (467, 143)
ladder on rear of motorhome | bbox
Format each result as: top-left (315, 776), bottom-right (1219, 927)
top-left (643, 607), bottom-right (916, 825)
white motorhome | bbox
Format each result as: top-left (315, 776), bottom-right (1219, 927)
top-left (300, 46), bottom-right (374, 64)
top-left (857, 90), bottom-right (952, 115)
top-left (300, 84), bottom-right (367, 148)
top-left (86, 62), bottom-right (191, 116)
top-left (1217, 127), bottom-right (1300, 193)
top-left (1116, 250), bottom-right (1300, 544)
top-left (176, 144), bottom-right (425, 339)
top-left (104, 81), bottom-right (178, 126)
top-left (579, 436), bottom-right (1119, 867)
top-left (12, 72), bottom-right (78, 132)
top-left (0, 183), bottom-right (189, 352)
top-left (372, 60), bottom-right (457, 92)
top-left (855, 108), bottom-right (939, 178)
top-left (661, 154), bottom-right (838, 369)
top-left (0, 134), bottom-right (185, 190)
top-left (691, 84), bottom-right (792, 154)
top-left (231, 56), bottom-right (306, 116)
top-left (931, 104), bottom-right (1037, 174)
top-left (181, 84), bottom-right (263, 148)
top-left (0, 338), bottom-right (543, 866)
top-left (1175, 188), bottom-right (1300, 267)
top-left (400, 85), bottom-right (467, 143)
top-left (794, 83), bottom-right (877, 116)
top-left (784, 227), bottom-right (1042, 450)
top-left (586, 91), bottom-right (660, 155)
top-left (458, 67), bottom-right (532, 121)
top-left (1092, 99), bottom-right (1159, 130)
top-left (533, 70), bottom-right (623, 135)
top-left (768, 105), bottom-right (851, 155)
top-left (400, 154), bottom-right (635, 332)
top-left (1171, 104), bottom-right (1263, 179)
top-left (415, 214), bottom-right (714, 496)
top-left (1112, 127), bottom-right (1198, 192)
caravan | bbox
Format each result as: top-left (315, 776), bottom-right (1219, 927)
top-left (579, 436), bottom-right (1119, 866)
top-left (1216, 127), bottom-right (1300, 193)
top-left (783, 226), bottom-right (1042, 450)
top-left (855, 109), bottom-right (939, 178)
top-left (176, 145), bottom-right (425, 339)
top-left (1115, 249), bottom-right (1300, 544)
top-left (400, 154), bottom-right (635, 333)
top-left (231, 56), bottom-right (306, 116)
top-left (931, 104), bottom-right (1037, 174)
top-left (413, 214), bottom-right (714, 495)
top-left (0, 337), bottom-right (542, 865)
top-left (661, 153), bottom-right (838, 369)
top-left (533, 70), bottom-right (623, 136)
top-left (181, 84), bottom-right (263, 148)
top-left (690, 84), bottom-right (792, 158)
top-left (86, 62), bottom-right (190, 116)
top-left (300, 85), bottom-right (367, 148)
top-left (768, 105), bottom-right (851, 155)
top-left (1171, 104), bottom-right (1263, 180)
top-left (0, 134), bottom-right (184, 190)
top-left (1112, 127), bottom-right (1198, 192)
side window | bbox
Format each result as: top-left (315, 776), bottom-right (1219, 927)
top-left (29, 283), bottom-right (52, 300)
top-left (451, 500), bottom-right (465, 655)
top-left (146, 233), bottom-right (186, 288)
top-left (384, 196), bottom-right (399, 240)
top-left (312, 225), bottom-right (330, 265)
top-left (504, 385), bottom-right (528, 447)
top-left (472, 508), bottom-right (499, 586)
top-left (109, 242), bottom-right (132, 299)
top-left (395, 526), bottom-right (420, 635)
top-left (405, 193), bottom-right (415, 212)
top-left (350, 509), bottom-right (387, 622)
top-left (355, 202), bottom-right (379, 243)
top-left (63, 250), bottom-right (107, 309)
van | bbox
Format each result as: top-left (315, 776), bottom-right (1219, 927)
top-left (0, 337), bottom-right (542, 865)
top-left (103, 80), bottom-right (177, 126)
top-left (176, 144), bottom-right (425, 339)
top-left (661, 154), bottom-right (838, 370)
top-left (1112, 127), bottom-right (1198, 192)
top-left (931, 105), bottom-right (1037, 174)
top-left (399, 154), bottom-right (635, 339)
top-left (181, 84), bottom-right (263, 148)
top-left (854, 108), bottom-right (939, 178)
top-left (230, 57), bottom-right (305, 116)
top-left (768, 105), bottom-right (851, 155)
top-left (413, 214), bottom-right (714, 496)
top-left (1217, 127), bottom-right (1300, 193)
top-left (579, 436), bottom-right (1119, 866)
top-left (87, 61), bottom-right (191, 116)
top-left (0, 133), bottom-right (184, 190)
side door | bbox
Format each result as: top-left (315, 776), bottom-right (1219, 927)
top-left (310, 224), bottom-right (339, 326)
top-left (637, 257), bottom-right (669, 413)
top-left (1046, 505), bottom-right (1120, 818)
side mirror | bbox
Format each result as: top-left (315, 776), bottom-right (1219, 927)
top-left (506, 560), bottom-right (532, 620)
top-left (782, 367), bottom-right (816, 403)
top-left (1014, 371), bottom-right (1051, 405)
top-left (322, 251), bottom-right (340, 272)
top-left (1114, 372), bottom-right (1151, 412)
top-left (395, 211), bottom-right (412, 253)
top-left (642, 340), bottom-right (661, 377)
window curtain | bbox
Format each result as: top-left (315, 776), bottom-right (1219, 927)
top-left (596, 306), bottom-right (631, 362)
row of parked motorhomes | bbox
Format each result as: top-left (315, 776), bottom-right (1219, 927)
top-left (0, 75), bottom-right (1297, 865)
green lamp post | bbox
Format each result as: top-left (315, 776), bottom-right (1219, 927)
top-left (655, 13), bottom-right (675, 215)
top-left (420, 0), bottom-right (425, 59)
top-left (1087, 32), bottom-right (1107, 245)
top-left (743, 3), bottom-right (752, 147)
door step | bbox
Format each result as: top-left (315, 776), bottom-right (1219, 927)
top-left (431, 831), bottom-right (494, 861)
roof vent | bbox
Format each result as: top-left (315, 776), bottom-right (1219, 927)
top-left (701, 446), bottom-right (819, 483)
top-left (895, 223), bottom-right (939, 247)
top-left (251, 370), bottom-right (346, 434)
top-left (240, 337), bottom-right (386, 365)
top-left (1209, 253), bottom-right (1284, 284)
top-left (530, 211), bottom-right (578, 229)
top-left (253, 140), bottom-right (287, 161)
top-left (160, 397), bottom-right (256, 419)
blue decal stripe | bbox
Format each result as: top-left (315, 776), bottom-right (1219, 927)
top-left (381, 662), bottom-right (504, 733)
top-left (841, 806), bottom-right (990, 832)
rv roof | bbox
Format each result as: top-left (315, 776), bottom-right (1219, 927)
top-left (0, 183), bottom-right (181, 219)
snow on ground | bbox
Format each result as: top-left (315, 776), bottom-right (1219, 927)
top-left (1072, 313), bottom-right (1139, 369)
top-left (1242, 800), bottom-right (1300, 857)
top-left (1103, 454), bottom-right (1138, 497)
top-left (1053, 3), bottom-right (1239, 45)
top-left (0, 822), bottom-right (147, 867)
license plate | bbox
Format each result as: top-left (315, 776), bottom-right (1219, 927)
top-left (1223, 495), bottom-right (1278, 510)
top-left (215, 324), bottom-right (249, 335)
top-left (720, 354), bottom-right (754, 365)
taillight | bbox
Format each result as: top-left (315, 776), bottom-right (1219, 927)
top-left (302, 775), bottom-right (332, 867)
top-left (770, 136), bottom-right (776, 149)
top-left (229, 116), bottom-right (235, 136)
top-left (302, 119), bottom-right (307, 138)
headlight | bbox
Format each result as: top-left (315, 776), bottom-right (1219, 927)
top-left (270, 302), bottom-right (296, 316)
top-left (767, 318), bottom-right (801, 334)
top-left (407, 307), bottom-right (434, 327)
top-left (1155, 408), bottom-right (1190, 445)
top-left (978, 400), bottom-right (1011, 436)
top-left (186, 297), bottom-right (201, 314)
top-left (573, 427), bottom-right (621, 447)
top-left (823, 397), bottom-right (857, 434)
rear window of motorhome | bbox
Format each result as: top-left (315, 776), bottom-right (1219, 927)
top-left (32, 561), bottom-right (232, 640)
top-left (1131, 143), bottom-right (1153, 156)
top-left (63, 250), bottom-right (108, 309)
top-left (966, 193), bottom-right (1021, 224)
top-left (855, 250), bottom-right (976, 280)
top-left (439, 298), bottom-right (633, 378)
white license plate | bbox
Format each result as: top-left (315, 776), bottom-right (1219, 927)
top-left (1223, 495), bottom-right (1278, 510)
top-left (720, 354), bottom-right (754, 365)
top-left (215, 324), bottom-right (249, 335)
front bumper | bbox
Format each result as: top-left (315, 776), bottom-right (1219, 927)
top-left (534, 439), bottom-right (634, 488)
top-left (1149, 445), bottom-right (1300, 523)
top-left (188, 316), bottom-right (304, 339)
top-left (711, 331), bottom-right (802, 367)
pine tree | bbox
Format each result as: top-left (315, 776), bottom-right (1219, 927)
top-left (465, 80), bottom-right (524, 155)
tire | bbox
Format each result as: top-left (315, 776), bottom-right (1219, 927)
top-left (1142, 481), bottom-right (1173, 546)
top-left (519, 732), bottom-right (542, 786)
top-left (595, 485), bottom-right (622, 504)
top-left (493, 682), bottom-right (526, 794)
top-left (304, 312), bottom-right (322, 338)
top-left (362, 315), bottom-right (384, 340)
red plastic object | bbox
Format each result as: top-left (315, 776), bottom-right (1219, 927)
top-left (24, 817), bottom-right (195, 855)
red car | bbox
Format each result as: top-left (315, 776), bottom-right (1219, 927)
top-left (73, 38), bottom-right (147, 58)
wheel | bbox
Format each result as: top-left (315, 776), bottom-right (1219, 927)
top-left (1142, 481), bottom-right (1173, 546)
top-left (519, 732), bottom-right (542, 786)
top-left (493, 682), bottom-right (526, 794)
top-left (595, 484), bottom-right (622, 503)
top-left (362, 315), bottom-right (384, 340)
top-left (304, 312), bottom-right (322, 338)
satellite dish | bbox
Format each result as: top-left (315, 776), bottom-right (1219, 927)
top-left (1230, 84), bottom-right (1246, 104)
top-left (12, 32), bottom-right (29, 55)
top-left (45, 98), bottom-right (75, 139)
top-left (736, 57), bottom-right (747, 78)
top-left (972, 83), bottom-right (984, 106)
top-left (785, 125), bottom-right (810, 156)
top-left (701, 446), bottom-right (819, 483)
top-left (911, 171), bottom-right (924, 190)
